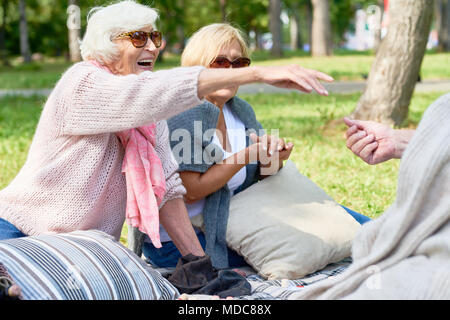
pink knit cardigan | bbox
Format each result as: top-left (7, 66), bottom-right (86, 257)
top-left (0, 61), bottom-right (204, 240)
top-left (89, 60), bottom-right (167, 248)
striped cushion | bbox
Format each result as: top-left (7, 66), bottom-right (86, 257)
top-left (0, 230), bottom-right (179, 300)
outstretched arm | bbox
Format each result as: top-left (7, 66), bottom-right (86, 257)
top-left (197, 65), bottom-right (334, 99)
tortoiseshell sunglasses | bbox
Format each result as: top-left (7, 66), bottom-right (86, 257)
top-left (116, 30), bottom-right (162, 48)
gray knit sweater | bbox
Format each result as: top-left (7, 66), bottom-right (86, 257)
top-left (290, 93), bottom-right (450, 300)
top-left (167, 96), bottom-right (265, 269)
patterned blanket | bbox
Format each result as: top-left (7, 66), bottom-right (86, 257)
top-left (155, 257), bottom-right (352, 300)
top-left (236, 258), bottom-right (352, 300)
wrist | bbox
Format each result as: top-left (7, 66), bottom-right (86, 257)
top-left (249, 66), bottom-right (263, 83)
top-left (393, 129), bottom-right (414, 159)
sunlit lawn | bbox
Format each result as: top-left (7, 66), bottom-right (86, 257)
top-left (0, 91), bottom-right (443, 245)
top-left (0, 50), bottom-right (449, 89)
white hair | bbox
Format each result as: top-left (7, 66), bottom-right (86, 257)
top-left (80, 1), bottom-right (159, 64)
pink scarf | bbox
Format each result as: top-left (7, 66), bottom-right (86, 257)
top-left (90, 60), bottom-right (166, 248)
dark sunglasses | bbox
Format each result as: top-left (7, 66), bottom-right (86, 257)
top-left (116, 30), bottom-right (163, 48)
top-left (209, 56), bottom-right (251, 69)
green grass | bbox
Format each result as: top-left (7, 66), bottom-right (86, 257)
top-left (0, 93), bottom-right (441, 210)
top-left (0, 54), bottom-right (182, 90)
top-left (252, 50), bottom-right (450, 81)
top-left (0, 95), bottom-right (46, 188)
top-left (0, 91), bottom-right (444, 245)
top-left (1, 51), bottom-right (449, 89)
top-left (0, 60), bottom-right (71, 90)
top-left (238, 91), bottom-right (442, 218)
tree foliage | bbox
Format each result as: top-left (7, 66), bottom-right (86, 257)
top-left (0, 0), bottom-right (440, 61)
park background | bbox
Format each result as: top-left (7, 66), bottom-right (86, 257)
top-left (0, 0), bottom-right (449, 245)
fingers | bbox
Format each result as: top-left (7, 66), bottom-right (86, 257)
top-left (346, 130), bottom-right (367, 149)
top-left (293, 72), bottom-right (328, 96)
top-left (304, 75), bottom-right (328, 96)
top-left (291, 75), bottom-right (314, 93)
top-left (312, 70), bottom-right (334, 82)
top-left (344, 117), bottom-right (367, 131)
top-left (288, 65), bottom-right (330, 96)
top-left (304, 69), bottom-right (330, 96)
top-left (346, 129), bottom-right (379, 164)
top-left (351, 133), bottom-right (375, 155)
top-left (297, 67), bottom-right (333, 95)
top-left (359, 141), bottom-right (378, 164)
top-left (278, 142), bottom-right (294, 161)
top-left (249, 132), bottom-right (259, 143)
top-left (261, 64), bottom-right (332, 95)
top-left (250, 134), bottom-right (293, 163)
top-left (343, 117), bottom-right (355, 128)
top-left (346, 125), bottom-right (358, 139)
top-left (269, 136), bottom-right (285, 155)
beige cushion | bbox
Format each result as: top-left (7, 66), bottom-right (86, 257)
top-left (226, 160), bottom-right (361, 280)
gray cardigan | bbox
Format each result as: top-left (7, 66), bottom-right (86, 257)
top-left (129, 96), bottom-right (264, 269)
top-left (167, 96), bottom-right (264, 269)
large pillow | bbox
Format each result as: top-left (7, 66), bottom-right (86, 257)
top-left (226, 160), bottom-right (361, 280)
top-left (0, 230), bottom-right (179, 300)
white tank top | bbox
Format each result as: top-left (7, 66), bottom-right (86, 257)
top-left (157, 103), bottom-right (247, 242)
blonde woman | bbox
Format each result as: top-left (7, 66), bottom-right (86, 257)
top-left (135, 23), bottom-right (343, 269)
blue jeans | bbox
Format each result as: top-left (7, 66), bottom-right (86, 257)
top-left (341, 205), bottom-right (372, 225)
top-left (143, 206), bottom-right (370, 269)
top-left (142, 231), bottom-right (249, 269)
top-left (0, 218), bottom-right (26, 240)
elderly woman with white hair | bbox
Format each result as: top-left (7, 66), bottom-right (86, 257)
top-left (0, 1), bottom-right (333, 260)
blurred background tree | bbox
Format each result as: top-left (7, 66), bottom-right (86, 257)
top-left (0, 0), bottom-right (448, 124)
top-left (353, 0), bottom-right (434, 125)
top-left (67, 0), bottom-right (81, 62)
top-left (435, 0), bottom-right (450, 52)
top-left (6, 0), bottom-right (441, 63)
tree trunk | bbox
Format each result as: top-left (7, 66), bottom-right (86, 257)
top-left (0, 0), bottom-right (9, 66)
top-left (352, 0), bottom-right (433, 126)
top-left (219, 0), bottom-right (227, 22)
top-left (311, 0), bottom-right (332, 56)
top-left (254, 28), bottom-right (263, 50)
top-left (67, 0), bottom-right (81, 62)
top-left (269, 0), bottom-right (283, 57)
top-left (372, 0), bottom-right (384, 54)
top-left (447, 0), bottom-right (450, 51)
top-left (306, 0), bottom-right (312, 51)
top-left (442, 0), bottom-right (450, 51)
top-left (18, 0), bottom-right (31, 63)
top-left (435, 0), bottom-right (449, 52)
top-left (289, 2), bottom-right (302, 50)
top-left (176, 25), bottom-right (185, 51)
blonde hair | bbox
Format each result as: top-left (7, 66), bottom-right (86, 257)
top-left (80, 1), bottom-right (159, 64)
top-left (181, 23), bottom-right (249, 67)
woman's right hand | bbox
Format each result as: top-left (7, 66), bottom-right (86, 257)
top-left (343, 117), bottom-right (414, 165)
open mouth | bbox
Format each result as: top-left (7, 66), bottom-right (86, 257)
top-left (137, 59), bottom-right (153, 68)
